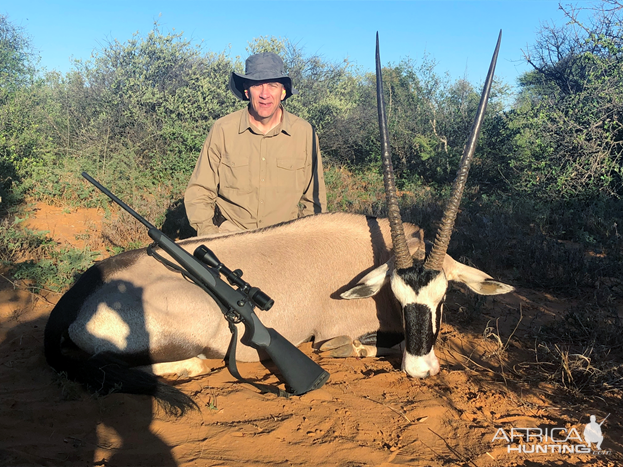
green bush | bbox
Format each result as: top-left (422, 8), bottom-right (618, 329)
top-left (0, 218), bottom-right (55, 265)
top-left (504, 3), bottom-right (623, 200)
top-left (12, 246), bottom-right (99, 292)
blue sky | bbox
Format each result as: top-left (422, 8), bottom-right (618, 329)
top-left (2, 1), bottom-right (595, 88)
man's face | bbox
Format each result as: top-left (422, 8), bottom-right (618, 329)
top-left (245, 80), bottom-right (286, 120)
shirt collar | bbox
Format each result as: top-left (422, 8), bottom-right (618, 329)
top-left (239, 106), bottom-right (292, 136)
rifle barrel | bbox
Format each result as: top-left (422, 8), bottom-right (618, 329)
top-left (82, 172), bottom-right (156, 230)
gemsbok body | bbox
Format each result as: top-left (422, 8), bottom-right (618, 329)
top-left (44, 32), bottom-right (513, 414)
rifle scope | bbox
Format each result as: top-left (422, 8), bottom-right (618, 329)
top-left (194, 245), bottom-right (274, 311)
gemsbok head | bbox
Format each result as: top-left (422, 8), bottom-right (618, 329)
top-left (340, 31), bottom-right (511, 378)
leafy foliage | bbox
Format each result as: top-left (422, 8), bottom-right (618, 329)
top-left (12, 246), bottom-right (99, 293)
top-left (0, 14), bottom-right (37, 90)
top-left (15, 25), bottom-right (248, 205)
top-left (509, 1), bottom-right (623, 199)
top-left (0, 14), bottom-right (40, 205)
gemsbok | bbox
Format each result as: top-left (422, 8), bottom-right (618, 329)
top-left (44, 32), bottom-right (513, 415)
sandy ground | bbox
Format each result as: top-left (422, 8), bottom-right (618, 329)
top-left (1, 203), bottom-right (621, 466)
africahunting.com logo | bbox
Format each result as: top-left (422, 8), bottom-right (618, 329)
top-left (491, 413), bottom-right (612, 456)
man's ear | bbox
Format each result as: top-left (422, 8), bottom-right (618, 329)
top-left (281, 88), bottom-right (286, 100)
top-left (245, 90), bottom-right (249, 98)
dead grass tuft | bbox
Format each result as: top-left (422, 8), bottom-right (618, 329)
top-left (53, 371), bottom-right (86, 401)
top-left (100, 195), bottom-right (166, 251)
top-left (534, 343), bottom-right (623, 395)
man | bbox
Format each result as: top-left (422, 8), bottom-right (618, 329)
top-left (185, 52), bottom-right (327, 236)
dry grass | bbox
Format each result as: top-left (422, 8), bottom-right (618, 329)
top-left (100, 194), bottom-right (167, 250)
top-left (530, 301), bottom-right (623, 396)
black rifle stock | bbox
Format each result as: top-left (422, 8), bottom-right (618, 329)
top-left (82, 172), bottom-right (329, 395)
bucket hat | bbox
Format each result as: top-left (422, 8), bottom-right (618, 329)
top-left (229, 52), bottom-right (297, 101)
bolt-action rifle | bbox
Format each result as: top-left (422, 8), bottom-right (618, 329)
top-left (82, 172), bottom-right (330, 396)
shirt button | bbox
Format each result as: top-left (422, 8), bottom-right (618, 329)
top-left (262, 157), bottom-right (265, 161)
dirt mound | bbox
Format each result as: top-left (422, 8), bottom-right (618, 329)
top-left (21, 201), bottom-right (108, 252)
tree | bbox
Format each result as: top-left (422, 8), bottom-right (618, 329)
top-left (0, 14), bottom-right (37, 90)
top-left (510, 0), bottom-right (623, 199)
top-left (319, 54), bottom-right (510, 190)
top-left (0, 14), bottom-right (40, 205)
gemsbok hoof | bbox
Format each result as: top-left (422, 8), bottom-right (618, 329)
top-left (319, 336), bottom-right (370, 358)
top-left (319, 336), bottom-right (355, 357)
top-left (319, 335), bottom-right (352, 351)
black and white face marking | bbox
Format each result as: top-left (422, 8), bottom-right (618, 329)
top-left (390, 266), bottom-right (447, 378)
top-left (403, 301), bottom-right (443, 355)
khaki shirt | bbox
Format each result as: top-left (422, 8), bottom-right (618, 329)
top-left (185, 107), bottom-right (327, 235)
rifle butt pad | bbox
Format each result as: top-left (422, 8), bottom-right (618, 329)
top-left (263, 328), bottom-right (330, 395)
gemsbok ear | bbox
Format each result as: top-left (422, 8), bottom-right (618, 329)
top-left (444, 258), bottom-right (514, 296)
top-left (341, 261), bottom-right (391, 299)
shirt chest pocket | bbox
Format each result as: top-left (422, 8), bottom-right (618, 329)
top-left (276, 158), bottom-right (306, 171)
top-left (275, 157), bottom-right (307, 190)
top-left (219, 155), bottom-right (253, 193)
